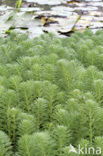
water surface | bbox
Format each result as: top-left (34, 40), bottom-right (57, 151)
top-left (0, 0), bottom-right (17, 6)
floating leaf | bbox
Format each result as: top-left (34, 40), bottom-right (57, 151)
top-left (51, 6), bottom-right (74, 12)
top-left (88, 2), bottom-right (103, 7)
top-left (23, 0), bottom-right (67, 5)
top-left (75, 6), bottom-right (98, 11)
top-left (20, 7), bottom-right (41, 12)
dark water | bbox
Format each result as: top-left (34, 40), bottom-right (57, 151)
top-left (0, 0), bottom-right (16, 6)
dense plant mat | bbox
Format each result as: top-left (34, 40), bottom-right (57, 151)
top-left (0, 30), bottom-right (103, 155)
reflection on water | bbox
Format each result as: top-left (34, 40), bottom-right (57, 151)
top-left (0, 0), bottom-right (16, 6)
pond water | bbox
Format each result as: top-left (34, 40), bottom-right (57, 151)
top-left (0, 0), bottom-right (52, 11)
top-left (0, 0), bottom-right (103, 38)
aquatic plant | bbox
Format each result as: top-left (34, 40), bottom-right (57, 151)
top-left (0, 30), bottom-right (103, 155)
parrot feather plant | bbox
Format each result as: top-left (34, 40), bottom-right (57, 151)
top-left (0, 30), bottom-right (103, 155)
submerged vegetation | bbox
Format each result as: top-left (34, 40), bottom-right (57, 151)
top-left (0, 29), bottom-right (103, 155)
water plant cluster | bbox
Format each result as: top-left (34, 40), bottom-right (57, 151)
top-left (0, 30), bottom-right (103, 156)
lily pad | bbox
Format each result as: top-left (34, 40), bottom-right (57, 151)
top-left (90, 22), bottom-right (103, 29)
top-left (23, 0), bottom-right (67, 5)
top-left (0, 6), bottom-right (43, 38)
top-left (75, 19), bottom-right (91, 29)
top-left (0, 10), bottom-right (13, 35)
top-left (20, 7), bottom-right (41, 12)
top-left (34, 10), bottom-right (68, 18)
top-left (89, 11), bottom-right (103, 16)
top-left (51, 6), bottom-right (74, 12)
top-left (75, 6), bottom-right (98, 11)
top-left (85, 0), bottom-right (101, 2)
top-left (88, 2), bottom-right (103, 7)
top-left (42, 13), bottom-right (80, 35)
top-left (0, 5), bottom-right (13, 11)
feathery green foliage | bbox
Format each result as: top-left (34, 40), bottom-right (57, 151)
top-left (0, 131), bottom-right (12, 156)
top-left (0, 30), bottom-right (103, 155)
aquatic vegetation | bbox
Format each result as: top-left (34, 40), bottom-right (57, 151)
top-left (16, 0), bottom-right (22, 8)
top-left (0, 30), bottom-right (103, 155)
